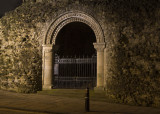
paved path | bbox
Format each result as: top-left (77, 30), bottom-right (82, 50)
top-left (0, 90), bottom-right (160, 114)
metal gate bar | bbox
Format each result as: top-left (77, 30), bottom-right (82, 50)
top-left (53, 54), bottom-right (97, 89)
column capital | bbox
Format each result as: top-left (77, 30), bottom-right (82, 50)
top-left (42, 44), bottom-right (53, 48)
top-left (93, 43), bottom-right (106, 52)
top-left (42, 44), bottom-right (54, 52)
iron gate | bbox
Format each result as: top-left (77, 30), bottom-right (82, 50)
top-left (53, 54), bottom-right (97, 89)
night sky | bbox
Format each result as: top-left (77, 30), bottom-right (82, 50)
top-left (0, 0), bottom-right (22, 17)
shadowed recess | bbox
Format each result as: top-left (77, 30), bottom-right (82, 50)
top-left (55, 22), bottom-right (96, 58)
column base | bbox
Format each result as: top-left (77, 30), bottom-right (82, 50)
top-left (43, 85), bottom-right (53, 90)
top-left (94, 87), bottom-right (105, 92)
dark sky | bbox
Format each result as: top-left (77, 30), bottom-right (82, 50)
top-left (0, 0), bottom-right (22, 17)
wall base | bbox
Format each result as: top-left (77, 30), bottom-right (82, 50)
top-left (94, 87), bottom-right (105, 92)
top-left (42, 85), bottom-right (53, 90)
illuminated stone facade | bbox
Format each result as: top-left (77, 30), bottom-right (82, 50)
top-left (0, 0), bottom-right (160, 107)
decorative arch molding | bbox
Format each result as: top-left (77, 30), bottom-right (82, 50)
top-left (42, 11), bottom-right (106, 90)
top-left (44, 11), bottom-right (105, 44)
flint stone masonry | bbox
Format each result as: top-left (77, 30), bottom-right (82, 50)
top-left (0, 0), bottom-right (160, 107)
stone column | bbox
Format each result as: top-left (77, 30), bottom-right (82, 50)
top-left (42, 45), bottom-right (54, 90)
top-left (93, 43), bottom-right (106, 90)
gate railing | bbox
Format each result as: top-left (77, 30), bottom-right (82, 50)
top-left (53, 54), bottom-right (97, 88)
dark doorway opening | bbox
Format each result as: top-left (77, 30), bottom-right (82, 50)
top-left (55, 22), bottom-right (96, 57)
top-left (54, 22), bottom-right (97, 89)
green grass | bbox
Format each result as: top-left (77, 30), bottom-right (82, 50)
top-left (37, 89), bottom-right (111, 102)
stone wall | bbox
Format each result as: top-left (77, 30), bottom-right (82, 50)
top-left (0, 1), bottom-right (56, 93)
top-left (0, 0), bottom-right (160, 107)
top-left (0, 0), bottom-right (104, 93)
top-left (103, 0), bottom-right (160, 107)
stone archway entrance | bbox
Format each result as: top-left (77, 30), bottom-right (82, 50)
top-left (54, 22), bottom-right (97, 88)
top-left (42, 11), bottom-right (105, 90)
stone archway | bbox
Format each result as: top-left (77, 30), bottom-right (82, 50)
top-left (42, 11), bottom-right (105, 90)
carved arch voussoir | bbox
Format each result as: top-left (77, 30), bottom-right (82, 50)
top-left (44, 11), bottom-right (104, 45)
